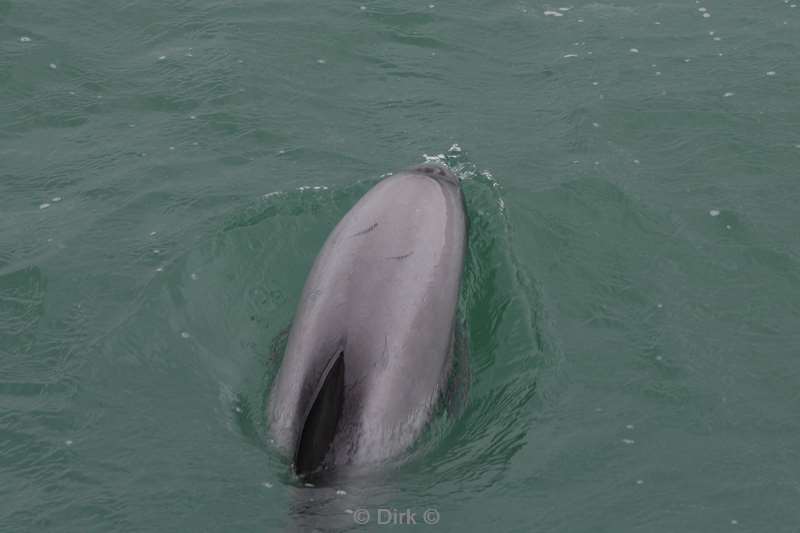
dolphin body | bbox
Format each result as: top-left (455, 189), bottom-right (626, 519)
top-left (268, 163), bottom-right (467, 478)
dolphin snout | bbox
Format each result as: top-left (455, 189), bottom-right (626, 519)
top-left (406, 163), bottom-right (459, 185)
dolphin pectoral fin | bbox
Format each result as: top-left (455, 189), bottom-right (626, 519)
top-left (294, 351), bottom-right (345, 476)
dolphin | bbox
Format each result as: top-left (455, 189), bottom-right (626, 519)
top-left (268, 163), bottom-right (467, 479)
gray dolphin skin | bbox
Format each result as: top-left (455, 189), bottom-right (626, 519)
top-left (268, 163), bottom-right (467, 478)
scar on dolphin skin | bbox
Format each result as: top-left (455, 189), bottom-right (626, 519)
top-left (386, 251), bottom-right (414, 260)
top-left (351, 222), bottom-right (378, 237)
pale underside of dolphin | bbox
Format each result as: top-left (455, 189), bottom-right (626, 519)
top-left (268, 163), bottom-right (467, 477)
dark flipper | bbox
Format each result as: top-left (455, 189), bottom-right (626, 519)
top-left (294, 352), bottom-right (345, 476)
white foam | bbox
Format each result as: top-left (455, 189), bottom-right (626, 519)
top-left (181, 331), bottom-right (191, 338)
top-left (563, 54), bottom-right (579, 58)
top-left (703, 12), bottom-right (711, 17)
top-left (52, 196), bottom-right (62, 202)
top-left (592, 122), bottom-right (600, 128)
top-left (20, 36), bottom-right (32, 42)
top-left (39, 203), bottom-right (51, 210)
top-left (766, 71), bottom-right (776, 76)
top-left (630, 48), bottom-right (639, 53)
top-left (263, 482), bottom-right (273, 488)
top-left (316, 58), bottom-right (326, 64)
top-left (150, 231), bottom-right (158, 236)
top-left (622, 438), bottom-right (635, 445)
top-left (336, 489), bottom-right (347, 495)
top-left (158, 55), bottom-right (166, 60)
top-left (190, 273), bottom-right (198, 280)
top-left (709, 209), bottom-right (720, 216)
top-left (723, 92), bottom-right (734, 97)
top-left (49, 63), bottom-right (57, 69)
top-left (65, 440), bottom-right (73, 446)
top-left (636, 479), bottom-right (644, 485)
top-left (544, 10), bottom-right (564, 16)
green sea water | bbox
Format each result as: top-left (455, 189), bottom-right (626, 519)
top-left (2, 1), bottom-right (800, 531)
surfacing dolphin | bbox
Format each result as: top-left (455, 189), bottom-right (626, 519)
top-left (268, 163), bottom-right (467, 479)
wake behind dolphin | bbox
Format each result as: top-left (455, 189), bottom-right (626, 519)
top-left (268, 163), bottom-right (468, 479)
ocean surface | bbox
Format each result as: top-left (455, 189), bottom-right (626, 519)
top-left (2, 1), bottom-right (799, 531)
